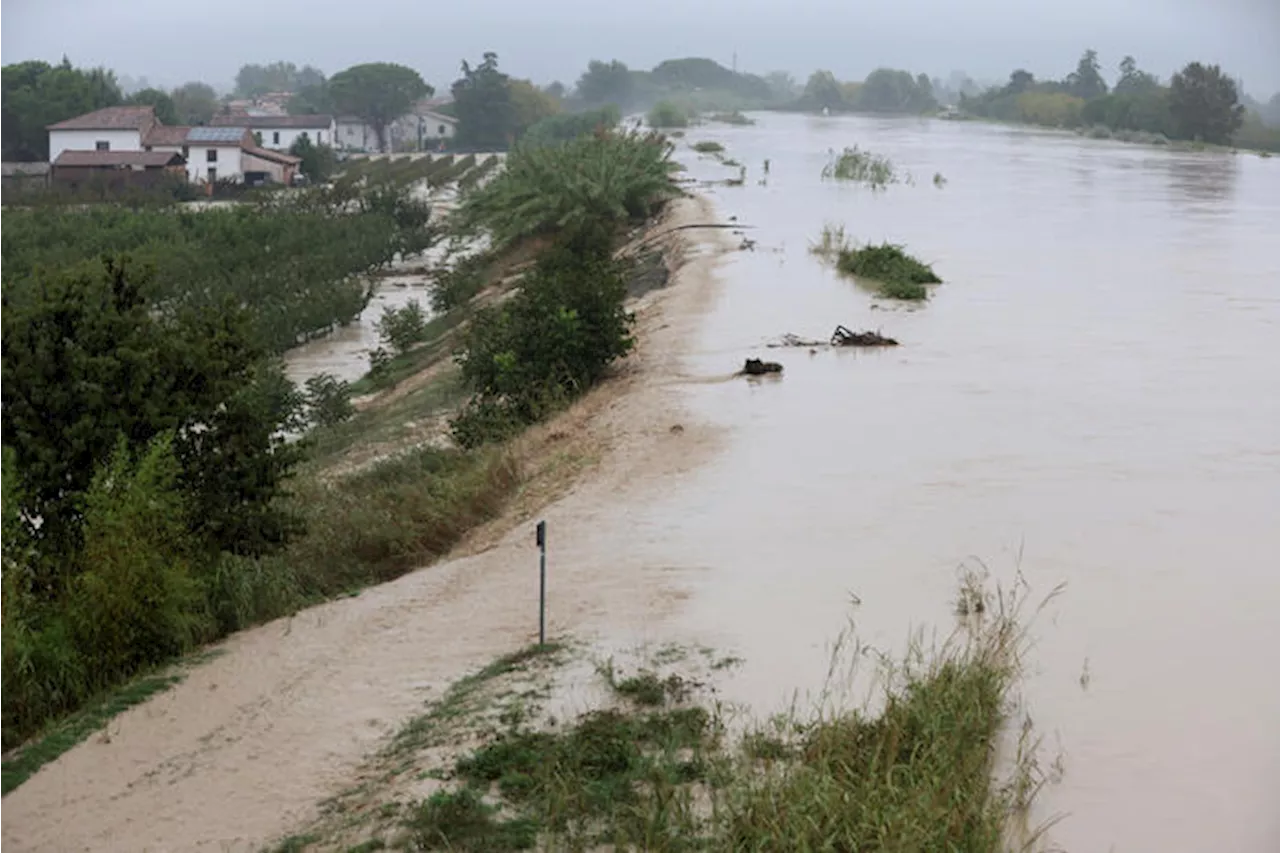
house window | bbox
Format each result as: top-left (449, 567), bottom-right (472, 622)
top-left (207, 149), bottom-right (218, 163)
top-left (145, 145), bottom-right (153, 152)
top-left (182, 145), bottom-right (189, 158)
top-left (207, 167), bottom-right (217, 183)
top-left (272, 131), bottom-right (280, 145)
top-left (318, 131), bottom-right (325, 143)
top-left (95, 140), bottom-right (109, 151)
top-left (439, 124), bottom-right (447, 135)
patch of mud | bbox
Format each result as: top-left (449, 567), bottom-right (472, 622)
top-left (0, 195), bottom-right (736, 853)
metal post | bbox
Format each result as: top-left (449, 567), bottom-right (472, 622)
top-left (536, 520), bottom-right (547, 646)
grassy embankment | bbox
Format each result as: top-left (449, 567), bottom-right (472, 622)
top-left (272, 576), bottom-right (1052, 852)
top-left (1, 128), bottom-right (682, 786)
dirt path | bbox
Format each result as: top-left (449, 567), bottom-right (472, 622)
top-left (1, 196), bottom-right (733, 853)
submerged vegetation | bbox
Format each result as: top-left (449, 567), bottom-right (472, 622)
top-left (691, 140), bottom-right (725, 154)
top-left (820, 145), bottom-right (900, 189)
top-left (647, 100), bottom-right (692, 129)
top-left (834, 242), bottom-right (942, 301)
top-left (289, 578), bottom-right (1047, 851)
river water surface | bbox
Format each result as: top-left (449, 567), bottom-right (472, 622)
top-left (625, 114), bottom-right (1279, 852)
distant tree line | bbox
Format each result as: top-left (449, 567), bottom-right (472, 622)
top-left (961, 50), bottom-right (1261, 147)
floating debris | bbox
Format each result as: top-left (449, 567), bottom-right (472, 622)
top-left (768, 333), bottom-right (826, 348)
top-left (740, 358), bottom-right (783, 375)
top-left (830, 325), bottom-right (899, 347)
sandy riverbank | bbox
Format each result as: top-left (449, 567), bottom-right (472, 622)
top-left (0, 194), bottom-right (735, 853)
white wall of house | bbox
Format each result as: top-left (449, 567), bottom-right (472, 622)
top-left (49, 128), bottom-right (142, 162)
top-left (186, 145), bottom-right (243, 183)
top-left (336, 120), bottom-right (377, 151)
top-left (254, 122), bottom-right (334, 150)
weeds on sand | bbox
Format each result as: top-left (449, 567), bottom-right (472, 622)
top-left (821, 145), bottom-right (900, 189)
top-left (836, 242), bottom-right (942, 301)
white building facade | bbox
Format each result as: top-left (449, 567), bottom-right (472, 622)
top-left (210, 114), bottom-right (334, 150)
top-left (46, 105), bottom-right (157, 162)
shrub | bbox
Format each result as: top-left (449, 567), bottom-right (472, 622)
top-left (375, 300), bottom-right (430, 354)
top-left (692, 140), bottom-right (725, 154)
top-left (836, 242), bottom-right (941, 301)
top-left (647, 100), bottom-right (691, 128)
top-left (452, 233), bottom-right (634, 446)
top-left (519, 106), bottom-right (621, 148)
top-left (708, 110), bottom-right (755, 125)
top-left (821, 146), bottom-right (899, 188)
top-left (304, 373), bottom-right (355, 427)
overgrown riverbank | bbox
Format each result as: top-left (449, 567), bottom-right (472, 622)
top-left (270, 576), bottom-right (1046, 852)
top-left (1, 122), bottom-right (685, 780)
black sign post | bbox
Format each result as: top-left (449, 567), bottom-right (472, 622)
top-left (536, 520), bottom-right (547, 646)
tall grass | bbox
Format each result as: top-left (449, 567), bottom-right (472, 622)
top-left (821, 145), bottom-right (900, 189)
top-left (380, 576), bottom-right (1047, 852)
top-left (808, 222), bottom-right (853, 259)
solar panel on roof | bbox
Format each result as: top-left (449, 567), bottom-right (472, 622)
top-left (187, 126), bottom-right (245, 142)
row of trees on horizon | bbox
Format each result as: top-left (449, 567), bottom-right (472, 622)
top-left (5, 49), bottom-right (1280, 161)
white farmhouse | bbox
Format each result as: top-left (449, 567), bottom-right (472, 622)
top-left (183, 126), bottom-right (301, 185)
top-left (336, 109), bottom-right (458, 153)
top-left (46, 106), bottom-right (158, 162)
top-left (210, 113), bottom-right (335, 150)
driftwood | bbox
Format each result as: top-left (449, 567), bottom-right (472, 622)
top-left (741, 358), bottom-right (783, 375)
top-left (830, 325), bottom-right (898, 347)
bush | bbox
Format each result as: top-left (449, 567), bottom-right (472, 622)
top-left (647, 100), bottom-right (691, 128)
top-left (692, 140), bottom-right (725, 154)
top-left (458, 130), bottom-right (681, 248)
top-left (375, 300), bottom-right (430, 354)
top-left (821, 146), bottom-right (899, 189)
top-left (519, 106), bottom-right (621, 148)
top-left (304, 373), bottom-right (355, 427)
top-left (452, 233), bottom-right (634, 446)
top-left (836, 242), bottom-right (941, 301)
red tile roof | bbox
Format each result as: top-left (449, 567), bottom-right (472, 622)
top-left (47, 106), bottom-right (157, 131)
top-left (53, 150), bottom-right (184, 168)
top-left (210, 114), bottom-right (333, 129)
top-left (143, 125), bottom-right (194, 146)
top-left (243, 145), bottom-right (302, 165)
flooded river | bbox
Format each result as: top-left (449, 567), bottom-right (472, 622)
top-left (632, 114), bottom-right (1280, 852)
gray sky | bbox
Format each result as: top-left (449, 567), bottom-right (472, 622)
top-left (4, 0), bottom-right (1279, 97)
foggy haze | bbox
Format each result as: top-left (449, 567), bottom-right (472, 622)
top-left (4, 0), bottom-right (1279, 95)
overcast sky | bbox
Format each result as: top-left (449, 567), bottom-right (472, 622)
top-left (4, 0), bottom-right (1279, 96)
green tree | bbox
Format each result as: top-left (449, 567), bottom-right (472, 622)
top-left (288, 81), bottom-right (332, 115)
top-left (544, 81), bottom-right (567, 101)
top-left (764, 71), bottom-right (800, 102)
top-left (235, 61), bottom-right (325, 97)
top-left (575, 59), bottom-right (634, 108)
top-left (289, 135), bottom-right (336, 181)
top-left (2, 59), bottom-right (123, 160)
top-left (1066, 49), bottom-right (1108, 100)
top-left (1115, 56), bottom-right (1159, 95)
top-left (803, 70), bottom-right (845, 110)
top-left (329, 62), bottom-right (430, 152)
top-left (510, 79), bottom-right (561, 138)
top-left (170, 81), bottom-right (219, 125)
top-left (1, 257), bottom-right (303, 576)
top-left (452, 53), bottom-right (515, 150)
top-left (127, 87), bottom-right (178, 124)
top-left (854, 68), bottom-right (937, 113)
top-left (1169, 62), bottom-right (1244, 144)
top-left (1006, 69), bottom-right (1036, 96)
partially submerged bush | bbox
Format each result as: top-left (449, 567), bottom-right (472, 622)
top-left (821, 145), bottom-right (899, 189)
top-left (708, 110), bottom-right (755, 125)
top-left (836, 242), bottom-right (941, 301)
top-left (647, 100), bottom-right (691, 128)
top-left (809, 222), bottom-right (853, 259)
top-left (692, 140), bottom-right (725, 154)
top-left (458, 130), bottom-right (681, 249)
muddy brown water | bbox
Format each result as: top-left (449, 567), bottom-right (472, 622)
top-left (628, 114), bottom-right (1280, 852)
